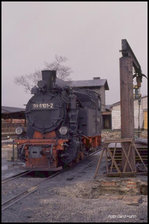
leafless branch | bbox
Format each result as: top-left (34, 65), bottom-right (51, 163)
top-left (14, 55), bottom-right (72, 92)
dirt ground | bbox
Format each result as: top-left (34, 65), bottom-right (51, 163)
top-left (2, 130), bottom-right (148, 222)
top-left (101, 130), bottom-right (148, 140)
top-left (2, 149), bottom-right (148, 223)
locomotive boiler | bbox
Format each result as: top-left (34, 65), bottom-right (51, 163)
top-left (14, 70), bottom-right (102, 171)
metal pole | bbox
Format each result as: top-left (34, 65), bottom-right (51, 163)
top-left (12, 140), bottom-right (15, 165)
top-left (138, 97), bottom-right (141, 138)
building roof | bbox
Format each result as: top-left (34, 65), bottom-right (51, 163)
top-left (111, 95), bottom-right (148, 108)
top-left (105, 105), bottom-right (112, 111)
top-left (2, 106), bottom-right (25, 114)
top-left (2, 106), bottom-right (25, 119)
top-left (66, 79), bottom-right (109, 90)
top-left (111, 101), bottom-right (121, 107)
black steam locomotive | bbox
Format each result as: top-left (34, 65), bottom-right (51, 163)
top-left (15, 70), bottom-right (102, 171)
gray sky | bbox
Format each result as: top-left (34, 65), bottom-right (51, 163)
top-left (2, 2), bottom-right (147, 108)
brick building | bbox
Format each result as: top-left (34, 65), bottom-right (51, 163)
top-left (2, 106), bottom-right (25, 135)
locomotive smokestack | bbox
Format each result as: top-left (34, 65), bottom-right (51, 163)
top-left (42, 70), bottom-right (56, 90)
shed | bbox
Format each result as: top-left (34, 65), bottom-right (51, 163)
top-left (143, 109), bottom-right (148, 130)
top-left (102, 105), bottom-right (112, 129)
top-left (2, 106), bottom-right (25, 134)
top-left (2, 106), bottom-right (25, 119)
top-left (111, 96), bottom-right (148, 130)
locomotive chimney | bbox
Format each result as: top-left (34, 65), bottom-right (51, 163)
top-left (42, 70), bottom-right (56, 90)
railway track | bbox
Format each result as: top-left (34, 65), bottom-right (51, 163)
top-left (2, 170), bottom-right (32, 184)
top-left (2, 171), bottom-right (61, 211)
top-left (2, 147), bottom-right (101, 184)
top-left (2, 148), bottom-right (102, 211)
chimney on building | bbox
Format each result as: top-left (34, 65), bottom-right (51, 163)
top-left (93, 77), bottom-right (100, 80)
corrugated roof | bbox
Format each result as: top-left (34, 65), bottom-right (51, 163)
top-left (2, 106), bottom-right (25, 114)
top-left (66, 79), bottom-right (109, 90)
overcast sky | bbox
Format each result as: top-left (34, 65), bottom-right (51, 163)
top-left (2, 2), bottom-right (147, 108)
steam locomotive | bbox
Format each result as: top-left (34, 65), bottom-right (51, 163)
top-left (14, 70), bottom-right (102, 171)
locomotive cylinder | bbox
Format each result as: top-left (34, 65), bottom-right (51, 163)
top-left (42, 70), bottom-right (56, 90)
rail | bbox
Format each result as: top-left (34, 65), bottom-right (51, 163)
top-left (2, 147), bottom-right (102, 211)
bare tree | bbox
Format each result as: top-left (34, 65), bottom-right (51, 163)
top-left (14, 55), bottom-right (72, 92)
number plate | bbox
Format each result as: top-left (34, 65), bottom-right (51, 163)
top-left (32, 103), bottom-right (54, 110)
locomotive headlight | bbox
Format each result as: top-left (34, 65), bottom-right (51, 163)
top-left (15, 127), bottom-right (23, 135)
top-left (59, 126), bottom-right (68, 135)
